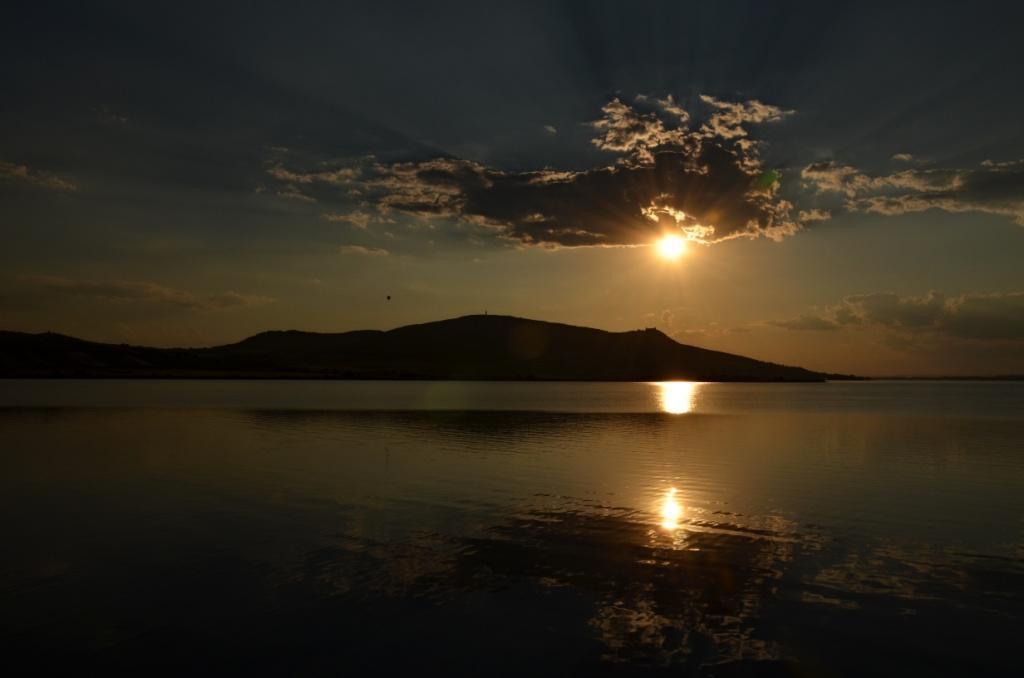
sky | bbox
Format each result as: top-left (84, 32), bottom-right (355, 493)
top-left (2, 0), bottom-right (1024, 376)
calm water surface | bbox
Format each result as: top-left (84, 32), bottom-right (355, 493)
top-left (1, 380), bottom-right (1022, 676)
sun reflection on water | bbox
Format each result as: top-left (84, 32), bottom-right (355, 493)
top-left (660, 487), bottom-right (683, 530)
top-left (655, 381), bottom-right (701, 414)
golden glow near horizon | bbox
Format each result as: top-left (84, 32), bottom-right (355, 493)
top-left (656, 381), bottom-right (700, 414)
top-left (660, 487), bottom-right (683, 530)
top-left (655, 234), bottom-right (686, 260)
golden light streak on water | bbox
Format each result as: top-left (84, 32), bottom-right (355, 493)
top-left (660, 487), bottom-right (683, 530)
top-left (656, 381), bottom-right (700, 414)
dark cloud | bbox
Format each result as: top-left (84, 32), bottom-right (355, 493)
top-left (844, 292), bottom-right (947, 329)
top-left (802, 158), bottom-right (1024, 225)
top-left (266, 96), bottom-right (804, 247)
top-left (772, 291), bottom-right (1024, 340)
top-left (458, 146), bottom-right (794, 246)
top-left (17, 276), bottom-right (273, 311)
top-left (941, 292), bottom-right (1024, 340)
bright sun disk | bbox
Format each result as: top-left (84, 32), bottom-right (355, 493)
top-left (656, 234), bottom-right (686, 260)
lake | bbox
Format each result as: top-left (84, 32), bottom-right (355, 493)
top-left (1, 380), bottom-right (1022, 676)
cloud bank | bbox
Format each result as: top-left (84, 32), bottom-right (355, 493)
top-left (266, 96), bottom-right (1024, 250)
top-left (771, 290), bottom-right (1024, 341)
top-left (266, 95), bottom-right (805, 247)
top-left (802, 158), bottom-right (1024, 225)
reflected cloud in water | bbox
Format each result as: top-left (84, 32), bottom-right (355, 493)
top-left (654, 381), bottom-right (702, 414)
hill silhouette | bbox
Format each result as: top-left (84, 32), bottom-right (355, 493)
top-left (0, 314), bottom-right (838, 381)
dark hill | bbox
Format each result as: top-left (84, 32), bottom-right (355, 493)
top-left (0, 315), bottom-right (833, 381)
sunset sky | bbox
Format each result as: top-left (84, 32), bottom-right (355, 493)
top-left (3, 1), bottom-right (1023, 376)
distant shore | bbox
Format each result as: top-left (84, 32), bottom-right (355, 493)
top-left (867, 375), bottom-right (1024, 381)
top-left (0, 371), bottom-right (866, 382)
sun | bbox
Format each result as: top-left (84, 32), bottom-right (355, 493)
top-left (655, 234), bottom-right (686, 260)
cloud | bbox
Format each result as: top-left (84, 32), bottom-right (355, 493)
top-left (324, 210), bottom-right (376, 229)
top-left (842, 291), bottom-right (948, 329)
top-left (891, 153), bottom-right (914, 162)
top-left (18, 275), bottom-right (273, 310)
top-left (589, 98), bottom-right (694, 165)
top-left (91, 105), bottom-right (128, 125)
top-left (267, 164), bottom-right (359, 186)
top-left (277, 187), bottom-right (317, 202)
top-left (650, 94), bottom-right (691, 123)
top-left (666, 322), bottom-right (749, 347)
top-left (339, 244), bottom-right (388, 256)
top-left (771, 291), bottom-right (1024, 340)
top-left (266, 95), bottom-right (802, 247)
top-left (768, 315), bottom-right (839, 331)
top-left (798, 208), bottom-right (831, 223)
top-left (268, 162), bottom-right (362, 204)
top-left (543, 125), bottom-right (557, 135)
top-left (940, 293), bottom-right (1024, 340)
top-left (802, 158), bottom-right (1024, 225)
top-left (0, 161), bottom-right (77, 192)
top-left (698, 95), bottom-right (793, 141)
top-left (366, 158), bottom-right (487, 219)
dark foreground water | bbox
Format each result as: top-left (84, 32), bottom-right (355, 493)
top-left (1, 380), bottom-right (1022, 676)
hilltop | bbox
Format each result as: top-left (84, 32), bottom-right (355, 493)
top-left (0, 314), bottom-right (839, 382)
